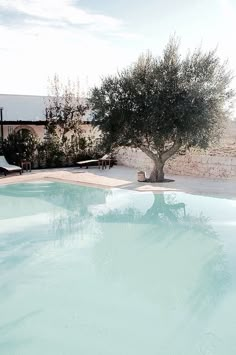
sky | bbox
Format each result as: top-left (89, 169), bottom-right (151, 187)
top-left (0, 0), bottom-right (236, 96)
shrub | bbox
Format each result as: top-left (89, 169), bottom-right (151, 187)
top-left (2, 131), bottom-right (38, 165)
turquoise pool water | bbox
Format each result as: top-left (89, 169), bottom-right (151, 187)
top-left (0, 181), bottom-right (236, 355)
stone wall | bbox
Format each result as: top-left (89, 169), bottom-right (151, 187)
top-left (116, 121), bottom-right (236, 179)
top-left (165, 154), bottom-right (236, 178)
top-left (117, 148), bottom-right (236, 178)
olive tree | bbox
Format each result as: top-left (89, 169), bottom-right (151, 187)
top-left (90, 38), bottom-right (234, 182)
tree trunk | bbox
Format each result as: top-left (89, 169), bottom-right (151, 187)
top-left (149, 161), bottom-right (164, 182)
top-left (140, 138), bottom-right (182, 183)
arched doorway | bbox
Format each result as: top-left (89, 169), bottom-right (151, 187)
top-left (14, 125), bottom-right (37, 137)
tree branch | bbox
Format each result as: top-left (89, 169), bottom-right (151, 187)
top-left (140, 146), bottom-right (160, 162)
top-left (161, 138), bottom-right (182, 162)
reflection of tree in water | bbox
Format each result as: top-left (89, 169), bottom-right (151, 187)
top-left (95, 192), bottom-right (230, 338)
top-left (97, 193), bottom-right (186, 225)
top-left (1, 184), bottom-right (230, 311)
top-left (0, 184), bottom-right (232, 353)
top-left (0, 184), bottom-right (230, 313)
top-left (98, 193), bottom-right (217, 241)
top-left (44, 182), bottom-right (109, 240)
top-left (0, 182), bottom-right (109, 253)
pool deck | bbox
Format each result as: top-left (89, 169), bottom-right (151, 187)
top-left (0, 166), bottom-right (235, 198)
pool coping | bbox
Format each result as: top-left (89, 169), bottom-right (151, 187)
top-left (0, 167), bottom-right (236, 200)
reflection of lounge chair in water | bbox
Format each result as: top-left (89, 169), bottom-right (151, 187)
top-left (0, 156), bottom-right (22, 176)
top-left (169, 202), bottom-right (186, 217)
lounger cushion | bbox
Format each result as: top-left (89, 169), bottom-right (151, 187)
top-left (0, 156), bottom-right (22, 171)
top-left (1, 166), bottom-right (21, 171)
top-left (76, 159), bottom-right (99, 165)
top-left (100, 154), bottom-right (110, 160)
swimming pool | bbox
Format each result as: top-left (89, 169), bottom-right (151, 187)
top-left (0, 181), bottom-right (236, 355)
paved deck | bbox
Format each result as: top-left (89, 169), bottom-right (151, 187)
top-left (0, 166), bottom-right (235, 198)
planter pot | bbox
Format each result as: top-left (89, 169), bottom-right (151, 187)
top-left (137, 171), bottom-right (146, 182)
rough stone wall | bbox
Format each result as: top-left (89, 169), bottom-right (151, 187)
top-left (165, 154), bottom-right (236, 178)
top-left (117, 148), bottom-right (236, 178)
top-left (116, 121), bottom-right (236, 179)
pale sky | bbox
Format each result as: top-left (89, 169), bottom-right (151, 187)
top-left (0, 0), bottom-right (236, 96)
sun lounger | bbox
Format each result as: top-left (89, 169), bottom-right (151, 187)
top-left (76, 154), bottom-right (116, 169)
top-left (0, 156), bottom-right (22, 176)
top-left (76, 159), bottom-right (99, 168)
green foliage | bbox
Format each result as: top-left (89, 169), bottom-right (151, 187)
top-left (68, 135), bottom-right (106, 164)
top-left (42, 75), bottom-right (91, 167)
top-left (36, 134), bottom-right (65, 168)
top-left (36, 131), bottom-right (103, 168)
top-left (2, 130), bottom-right (38, 165)
top-left (90, 37), bottom-right (234, 181)
top-left (0, 142), bottom-right (3, 155)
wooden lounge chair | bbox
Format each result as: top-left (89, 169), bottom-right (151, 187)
top-left (76, 159), bottom-right (99, 169)
top-left (76, 154), bottom-right (115, 169)
top-left (0, 156), bottom-right (22, 176)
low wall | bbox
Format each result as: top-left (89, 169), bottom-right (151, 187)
top-left (117, 148), bottom-right (236, 178)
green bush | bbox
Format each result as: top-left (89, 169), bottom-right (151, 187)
top-left (1, 128), bottom-right (105, 169)
top-left (2, 131), bottom-right (38, 165)
top-left (37, 135), bottom-right (65, 168)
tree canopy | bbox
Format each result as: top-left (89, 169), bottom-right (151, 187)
top-left (90, 38), bottom-right (234, 182)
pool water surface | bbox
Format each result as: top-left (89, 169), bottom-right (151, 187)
top-left (0, 181), bottom-right (236, 355)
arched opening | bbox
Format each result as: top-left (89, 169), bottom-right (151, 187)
top-left (14, 125), bottom-right (37, 137)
